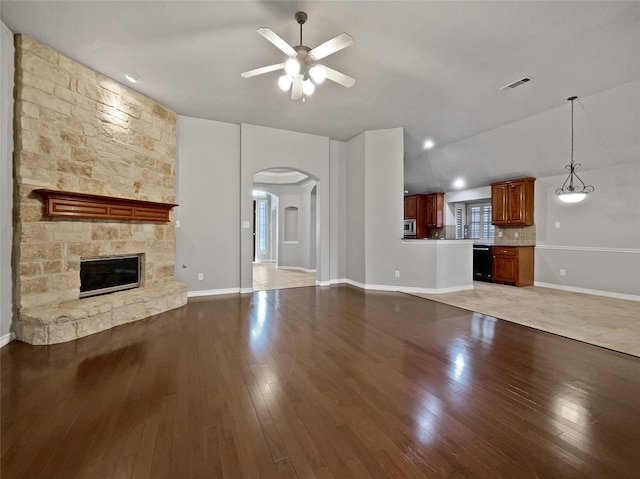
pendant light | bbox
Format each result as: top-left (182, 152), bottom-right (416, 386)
top-left (556, 96), bottom-right (594, 203)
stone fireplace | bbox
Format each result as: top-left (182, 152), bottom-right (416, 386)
top-left (13, 35), bottom-right (187, 345)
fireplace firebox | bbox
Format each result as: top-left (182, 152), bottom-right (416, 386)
top-left (80, 254), bottom-right (142, 298)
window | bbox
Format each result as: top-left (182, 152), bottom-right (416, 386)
top-left (258, 200), bottom-right (268, 252)
top-left (455, 207), bottom-right (463, 239)
top-left (467, 202), bottom-right (494, 240)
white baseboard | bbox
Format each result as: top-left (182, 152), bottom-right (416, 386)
top-left (187, 280), bottom-right (475, 297)
top-left (399, 285), bottom-right (475, 294)
top-left (0, 332), bottom-right (15, 348)
top-left (277, 266), bottom-right (317, 273)
top-left (332, 278), bottom-right (474, 295)
top-left (187, 288), bottom-right (240, 298)
top-left (534, 282), bottom-right (640, 302)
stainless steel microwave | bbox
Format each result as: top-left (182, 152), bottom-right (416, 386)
top-left (403, 219), bottom-right (416, 236)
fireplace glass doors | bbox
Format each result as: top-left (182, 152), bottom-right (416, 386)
top-left (80, 254), bottom-right (142, 298)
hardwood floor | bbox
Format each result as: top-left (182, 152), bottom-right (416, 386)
top-left (2, 285), bottom-right (639, 478)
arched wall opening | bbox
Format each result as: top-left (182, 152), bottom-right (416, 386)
top-left (251, 168), bottom-right (320, 289)
top-left (240, 123), bottom-right (331, 292)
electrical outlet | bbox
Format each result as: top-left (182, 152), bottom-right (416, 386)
top-left (175, 220), bottom-right (181, 228)
top-left (555, 221), bottom-right (561, 229)
top-left (395, 270), bottom-right (400, 278)
top-left (560, 269), bottom-right (566, 276)
top-left (498, 232), bottom-right (503, 238)
top-left (514, 232), bottom-right (519, 238)
top-left (198, 273), bottom-right (204, 280)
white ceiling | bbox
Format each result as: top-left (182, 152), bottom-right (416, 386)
top-left (2, 1), bottom-right (639, 193)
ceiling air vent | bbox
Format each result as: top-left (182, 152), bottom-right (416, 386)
top-left (498, 77), bottom-right (533, 92)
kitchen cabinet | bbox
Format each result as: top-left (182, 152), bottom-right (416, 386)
top-left (425, 192), bottom-right (444, 228)
top-left (492, 246), bottom-right (534, 287)
top-left (491, 177), bottom-right (535, 226)
top-left (404, 195), bottom-right (417, 219)
top-left (404, 194), bottom-right (429, 238)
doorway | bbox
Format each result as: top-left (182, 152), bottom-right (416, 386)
top-left (252, 168), bottom-right (318, 291)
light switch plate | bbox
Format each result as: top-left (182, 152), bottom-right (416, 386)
top-left (242, 221), bottom-right (250, 229)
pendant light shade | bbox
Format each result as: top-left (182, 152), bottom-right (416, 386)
top-left (556, 96), bottom-right (594, 203)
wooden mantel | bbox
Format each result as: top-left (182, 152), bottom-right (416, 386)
top-left (34, 189), bottom-right (178, 222)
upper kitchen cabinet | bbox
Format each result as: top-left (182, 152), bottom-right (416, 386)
top-left (404, 195), bottom-right (418, 219)
top-left (425, 193), bottom-right (444, 228)
top-left (491, 177), bottom-right (535, 226)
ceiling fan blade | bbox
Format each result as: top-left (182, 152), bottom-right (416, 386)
top-left (241, 63), bottom-right (285, 78)
top-left (309, 33), bottom-right (353, 60)
top-left (291, 75), bottom-right (303, 100)
top-left (257, 27), bottom-right (297, 56)
top-left (323, 67), bottom-right (356, 88)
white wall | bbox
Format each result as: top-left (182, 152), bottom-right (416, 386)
top-left (343, 127), bottom-right (473, 293)
top-left (1, 21), bottom-right (14, 345)
top-left (240, 124), bottom-right (331, 290)
top-left (345, 133), bottom-right (366, 283)
top-left (175, 116), bottom-right (240, 294)
top-left (535, 162), bottom-right (639, 297)
top-left (330, 140), bottom-right (347, 281)
top-left (364, 128), bottom-right (405, 286)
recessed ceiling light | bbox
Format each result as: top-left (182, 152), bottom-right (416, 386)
top-left (125, 73), bottom-right (140, 83)
top-left (423, 139), bottom-right (435, 150)
top-left (453, 178), bottom-right (465, 189)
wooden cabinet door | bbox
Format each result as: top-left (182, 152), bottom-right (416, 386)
top-left (493, 255), bottom-right (517, 284)
top-left (404, 196), bottom-right (417, 219)
top-left (491, 183), bottom-right (508, 225)
top-left (425, 193), bottom-right (444, 227)
top-left (492, 246), bottom-right (534, 286)
top-left (507, 181), bottom-right (527, 225)
top-left (492, 178), bottom-right (534, 226)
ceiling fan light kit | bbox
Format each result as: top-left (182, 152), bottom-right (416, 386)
top-left (556, 96), bottom-right (595, 204)
top-left (241, 11), bottom-right (355, 101)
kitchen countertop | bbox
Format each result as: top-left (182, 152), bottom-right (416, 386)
top-left (402, 238), bottom-right (536, 246)
top-left (401, 238), bottom-right (475, 243)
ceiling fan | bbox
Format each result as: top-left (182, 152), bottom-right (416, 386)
top-left (241, 11), bottom-right (355, 100)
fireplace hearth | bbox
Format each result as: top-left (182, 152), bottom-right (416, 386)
top-left (80, 254), bottom-right (142, 298)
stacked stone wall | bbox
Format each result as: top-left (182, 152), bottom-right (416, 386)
top-left (13, 34), bottom-right (180, 317)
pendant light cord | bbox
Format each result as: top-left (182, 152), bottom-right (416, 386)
top-left (570, 97), bottom-right (574, 167)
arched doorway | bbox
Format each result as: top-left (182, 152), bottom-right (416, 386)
top-left (251, 168), bottom-right (318, 291)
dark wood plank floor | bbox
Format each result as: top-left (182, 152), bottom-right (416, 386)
top-left (2, 285), bottom-right (640, 478)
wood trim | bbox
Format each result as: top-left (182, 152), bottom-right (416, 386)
top-left (33, 189), bottom-right (178, 222)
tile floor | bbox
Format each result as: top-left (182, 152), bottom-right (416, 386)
top-left (411, 281), bottom-right (640, 357)
top-left (253, 262), bottom-right (316, 291)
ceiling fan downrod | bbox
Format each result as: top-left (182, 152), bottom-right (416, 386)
top-left (295, 11), bottom-right (307, 46)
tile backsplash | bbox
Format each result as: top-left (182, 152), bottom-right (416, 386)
top-left (439, 224), bottom-right (536, 245)
top-left (493, 225), bottom-right (536, 246)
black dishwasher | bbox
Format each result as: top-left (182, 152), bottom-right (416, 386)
top-left (473, 244), bottom-right (493, 282)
